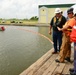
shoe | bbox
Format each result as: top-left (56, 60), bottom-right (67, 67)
top-left (65, 57), bottom-right (71, 62)
top-left (55, 59), bottom-right (60, 63)
top-left (70, 71), bottom-right (76, 75)
top-left (52, 51), bottom-right (57, 54)
top-left (69, 68), bottom-right (74, 72)
top-left (55, 59), bottom-right (64, 63)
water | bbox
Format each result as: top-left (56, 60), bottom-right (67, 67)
top-left (0, 25), bottom-right (53, 75)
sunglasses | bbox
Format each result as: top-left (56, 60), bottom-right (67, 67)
top-left (68, 13), bottom-right (72, 14)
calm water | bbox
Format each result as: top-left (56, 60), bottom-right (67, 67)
top-left (0, 25), bottom-right (53, 75)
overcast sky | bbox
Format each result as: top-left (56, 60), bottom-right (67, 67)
top-left (0, 0), bottom-right (76, 19)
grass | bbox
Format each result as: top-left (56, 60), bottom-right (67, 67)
top-left (0, 20), bottom-right (38, 26)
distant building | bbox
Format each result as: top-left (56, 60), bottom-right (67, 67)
top-left (38, 4), bottom-right (74, 24)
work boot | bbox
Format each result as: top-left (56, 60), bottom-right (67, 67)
top-left (65, 57), bottom-right (71, 62)
top-left (70, 71), bottom-right (76, 75)
top-left (52, 51), bottom-right (57, 54)
top-left (55, 59), bottom-right (64, 63)
top-left (55, 59), bottom-right (60, 63)
top-left (69, 68), bottom-right (74, 72)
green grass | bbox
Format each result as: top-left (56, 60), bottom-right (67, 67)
top-left (0, 20), bottom-right (38, 26)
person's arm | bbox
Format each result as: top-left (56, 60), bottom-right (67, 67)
top-left (49, 18), bottom-right (53, 35)
top-left (62, 25), bottom-right (70, 30)
top-left (57, 25), bottom-right (69, 31)
top-left (49, 25), bottom-right (52, 35)
top-left (58, 18), bottom-right (74, 31)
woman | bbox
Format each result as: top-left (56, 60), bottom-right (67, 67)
top-left (55, 8), bottom-right (73, 63)
top-left (69, 7), bottom-right (76, 75)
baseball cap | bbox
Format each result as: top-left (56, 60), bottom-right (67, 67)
top-left (67, 8), bottom-right (73, 14)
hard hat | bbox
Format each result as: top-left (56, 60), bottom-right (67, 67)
top-left (55, 8), bottom-right (62, 14)
top-left (73, 7), bottom-right (76, 15)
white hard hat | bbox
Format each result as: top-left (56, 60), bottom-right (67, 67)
top-left (73, 7), bottom-right (76, 15)
top-left (55, 8), bottom-right (62, 14)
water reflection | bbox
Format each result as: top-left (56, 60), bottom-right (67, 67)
top-left (0, 26), bottom-right (53, 75)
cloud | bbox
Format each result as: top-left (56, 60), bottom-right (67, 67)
top-left (0, 0), bottom-right (75, 19)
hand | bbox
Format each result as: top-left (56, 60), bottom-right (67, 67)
top-left (49, 31), bottom-right (51, 35)
top-left (57, 27), bottom-right (62, 31)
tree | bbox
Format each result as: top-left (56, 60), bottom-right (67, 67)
top-left (30, 16), bottom-right (38, 20)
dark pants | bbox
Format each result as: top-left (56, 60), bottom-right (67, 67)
top-left (53, 31), bottom-right (62, 52)
top-left (74, 42), bottom-right (76, 72)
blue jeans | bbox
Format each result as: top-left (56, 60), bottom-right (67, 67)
top-left (53, 31), bottom-right (62, 52)
top-left (74, 42), bottom-right (76, 72)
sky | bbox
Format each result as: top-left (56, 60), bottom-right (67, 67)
top-left (0, 0), bottom-right (76, 19)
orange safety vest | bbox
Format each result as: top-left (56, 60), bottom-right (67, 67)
top-left (70, 26), bottom-right (76, 42)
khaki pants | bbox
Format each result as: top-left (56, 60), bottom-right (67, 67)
top-left (59, 33), bottom-right (71, 62)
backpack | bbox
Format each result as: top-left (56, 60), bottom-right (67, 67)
top-left (70, 24), bottom-right (76, 42)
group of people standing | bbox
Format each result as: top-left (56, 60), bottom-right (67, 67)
top-left (49, 7), bottom-right (76, 75)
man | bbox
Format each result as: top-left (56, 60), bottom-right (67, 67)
top-left (49, 8), bottom-right (66, 54)
top-left (55, 8), bottom-right (74, 63)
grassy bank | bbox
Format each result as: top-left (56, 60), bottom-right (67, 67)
top-left (0, 20), bottom-right (38, 26)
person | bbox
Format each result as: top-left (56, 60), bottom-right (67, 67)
top-left (49, 8), bottom-right (66, 54)
top-left (55, 8), bottom-right (74, 63)
top-left (69, 7), bottom-right (76, 75)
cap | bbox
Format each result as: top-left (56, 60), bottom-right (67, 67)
top-left (55, 8), bottom-right (62, 14)
top-left (67, 8), bottom-right (73, 13)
